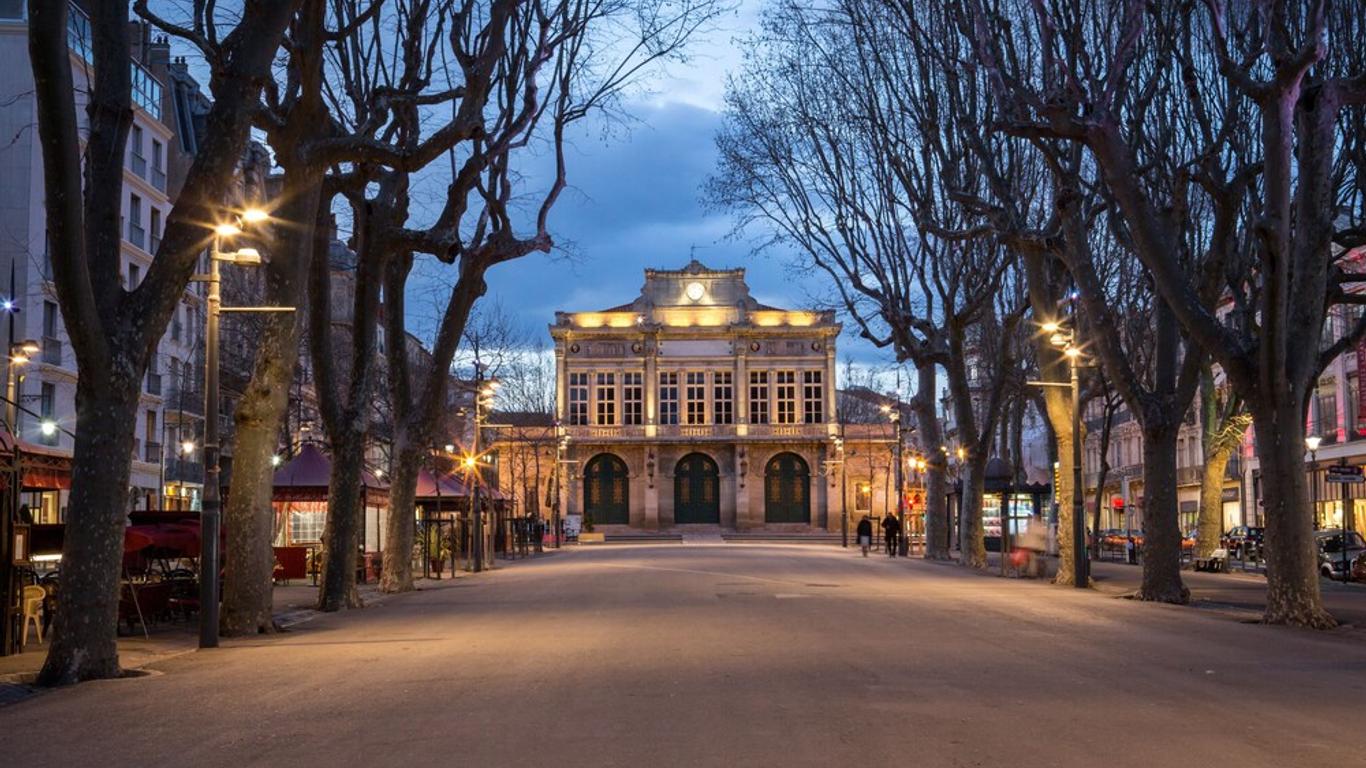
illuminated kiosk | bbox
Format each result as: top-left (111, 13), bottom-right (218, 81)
top-left (551, 260), bottom-right (843, 531)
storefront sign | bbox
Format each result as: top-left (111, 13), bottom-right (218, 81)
top-left (1326, 464), bottom-right (1363, 484)
top-left (1221, 487), bottom-right (1240, 502)
top-left (1357, 336), bottom-right (1366, 433)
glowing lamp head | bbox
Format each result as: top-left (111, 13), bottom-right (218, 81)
top-left (10, 352), bottom-right (29, 365)
top-left (181, 440), bottom-right (196, 454)
top-left (1064, 346), bottom-right (1081, 359)
top-left (39, 420), bottom-right (57, 437)
top-left (240, 207), bottom-right (269, 224)
top-left (1040, 321), bottom-right (1060, 334)
top-left (213, 222), bottom-right (242, 238)
top-left (270, 454), bottom-right (282, 467)
top-left (18, 340), bottom-right (39, 355)
top-left (463, 455), bottom-right (477, 469)
top-left (0, 299), bottom-right (13, 312)
top-left (444, 443), bottom-right (456, 453)
top-left (1305, 435), bottom-right (1322, 452)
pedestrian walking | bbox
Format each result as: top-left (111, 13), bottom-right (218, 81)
top-left (882, 512), bottom-right (900, 557)
top-left (856, 515), bottom-right (873, 557)
top-left (1018, 513), bottom-right (1047, 578)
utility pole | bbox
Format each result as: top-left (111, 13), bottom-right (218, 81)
top-left (471, 366), bottom-right (484, 573)
top-left (1070, 353), bottom-right (1086, 588)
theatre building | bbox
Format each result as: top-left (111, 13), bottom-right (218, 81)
top-left (551, 261), bottom-right (855, 530)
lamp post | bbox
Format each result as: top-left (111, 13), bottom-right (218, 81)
top-left (196, 209), bottom-right (290, 649)
top-left (5, 339), bottom-right (38, 434)
top-left (1305, 435), bottom-right (1321, 530)
top-left (1030, 320), bottom-right (1087, 588)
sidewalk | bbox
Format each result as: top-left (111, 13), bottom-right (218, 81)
top-left (966, 551), bottom-right (1366, 626)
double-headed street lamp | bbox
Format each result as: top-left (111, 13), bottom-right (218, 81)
top-left (5, 339), bottom-right (39, 433)
top-left (1030, 319), bottom-right (1087, 589)
top-left (195, 209), bottom-right (293, 649)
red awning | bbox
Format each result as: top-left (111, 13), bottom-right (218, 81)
top-left (273, 443), bottom-right (389, 504)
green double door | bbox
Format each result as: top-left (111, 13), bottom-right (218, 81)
top-left (674, 453), bottom-right (720, 524)
top-left (585, 454), bottom-right (629, 525)
top-left (764, 452), bottom-right (810, 523)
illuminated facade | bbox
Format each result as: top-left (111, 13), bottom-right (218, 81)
top-left (551, 261), bottom-right (845, 530)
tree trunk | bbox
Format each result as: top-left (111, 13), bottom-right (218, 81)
top-left (958, 457), bottom-right (987, 568)
top-left (381, 436), bottom-right (423, 593)
top-left (317, 429), bottom-right (365, 611)
top-left (221, 177), bottom-right (320, 635)
top-left (1197, 449), bottom-right (1231, 559)
top-left (38, 379), bottom-right (140, 685)
top-left (1043, 387), bottom-right (1081, 585)
top-left (1138, 424), bottom-right (1188, 603)
top-left (912, 364), bottom-right (950, 559)
top-left (1252, 404), bottom-right (1335, 628)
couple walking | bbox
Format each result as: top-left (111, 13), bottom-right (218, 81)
top-left (856, 513), bottom-right (901, 557)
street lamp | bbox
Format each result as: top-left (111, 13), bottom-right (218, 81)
top-left (1306, 435), bottom-right (1322, 529)
top-left (1028, 318), bottom-right (1088, 589)
top-left (196, 208), bottom-right (291, 649)
top-left (5, 339), bottom-right (39, 433)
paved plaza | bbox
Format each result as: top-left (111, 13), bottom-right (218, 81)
top-left (3, 544), bottom-right (1365, 767)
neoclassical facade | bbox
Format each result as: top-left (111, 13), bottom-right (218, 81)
top-left (552, 261), bottom-right (846, 530)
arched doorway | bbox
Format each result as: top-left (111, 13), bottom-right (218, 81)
top-left (674, 452), bottom-right (720, 524)
top-left (584, 453), bottom-right (629, 525)
top-left (764, 452), bottom-right (810, 524)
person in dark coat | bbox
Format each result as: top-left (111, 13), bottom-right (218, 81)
top-left (881, 512), bottom-right (900, 557)
top-left (856, 515), bottom-right (874, 557)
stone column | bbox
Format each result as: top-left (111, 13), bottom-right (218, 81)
top-left (555, 337), bottom-right (568, 423)
top-left (735, 445), bottom-right (750, 530)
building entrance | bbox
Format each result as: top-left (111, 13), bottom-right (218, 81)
top-left (584, 453), bottom-right (629, 525)
top-left (674, 453), bottom-right (720, 524)
top-left (764, 452), bottom-right (810, 523)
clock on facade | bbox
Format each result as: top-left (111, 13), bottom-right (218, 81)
top-left (685, 281), bottom-right (705, 301)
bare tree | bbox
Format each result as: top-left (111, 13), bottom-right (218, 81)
top-left (377, 0), bottom-right (727, 593)
top-left (27, 0), bottom-right (299, 683)
top-left (958, 0), bottom-right (1366, 626)
top-left (712, 0), bottom-right (1023, 564)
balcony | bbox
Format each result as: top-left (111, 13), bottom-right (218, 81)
top-left (164, 457), bottom-right (204, 484)
top-left (41, 336), bottom-right (62, 366)
top-left (67, 4), bottom-right (163, 120)
top-left (143, 441), bottom-right (162, 463)
top-left (165, 387), bottom-right (204, 416)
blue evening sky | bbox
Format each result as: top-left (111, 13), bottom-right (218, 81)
top-left (447, 1), bottom-right (890, 374)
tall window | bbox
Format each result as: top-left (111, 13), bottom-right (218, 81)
top-left (803, 370), bottom-right (823, 423)
top-left (714, 371), bottom-right (733, 425)
top-left (1317, 392), bottom-right (1338, 437)
top-left (595, 372), bottom-right (616, 425)
top-left (150, 208), bottom-right (162, 253)
top-left (128, 194), bottom-right (144, 248)
top-left (685, 371), bottom-right (706, 424)
top-left (776, 371), bottom-right (797, 424)
top-left (128, 263), bottom-right (141, 288)
top-left (43, 301), bottom-right (58, 338)
top-left (749, 371), bottom-right (769, 424)
top-left (151, 139), bottom-right (165, 190)
top-left (129, 124), bottom-right (145, 176)
top-left (659, 372), bottom-right (679, 425)
top-left (568, 372), bottom-right (589, 425)
top-left (623, 372), bottom-right (643, 425)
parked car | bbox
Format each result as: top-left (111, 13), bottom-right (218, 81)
top-left (1352, 551), bottom-right (1366, 583)
top-left (1316, 529), bottom-right (1366, 580)
top-left (1221, 526), bottom-right (1264, 559)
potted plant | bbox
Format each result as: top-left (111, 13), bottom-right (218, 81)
top-left (425, 526), bottom-right (450, 576)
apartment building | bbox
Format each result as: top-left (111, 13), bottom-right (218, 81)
top-left (0, 5), bottom-right (220, 521)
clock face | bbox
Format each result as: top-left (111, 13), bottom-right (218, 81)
top-left (685, 281), bottom-right (705, 301)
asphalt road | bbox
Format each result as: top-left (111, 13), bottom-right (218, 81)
top-left (4, 544), bottom-right (1366, 767)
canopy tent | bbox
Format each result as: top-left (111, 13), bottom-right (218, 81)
top-left (271, 443), bottom-right (390, 552)
top-left (0, 428), bottom-right (73, 492)
top-left (415, 467), bottom-right (469, 514)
